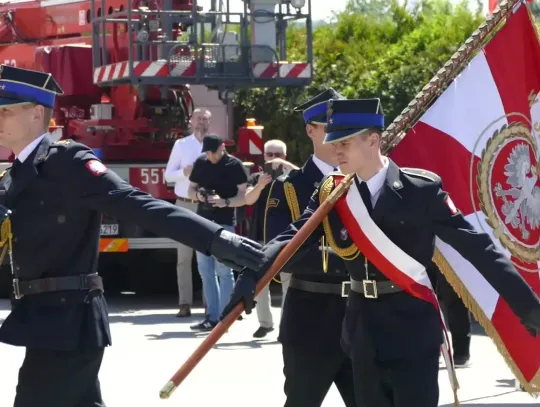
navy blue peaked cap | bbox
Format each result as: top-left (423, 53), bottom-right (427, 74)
top-left (324, 98), bottom-right (385, 144)
top-left (294, 88), bottom-right (346, 124)
top-left (0, 65), bottom-right (63, 108)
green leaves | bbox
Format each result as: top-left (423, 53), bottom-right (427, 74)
top-left (233, 0), bottom-right (483, 164)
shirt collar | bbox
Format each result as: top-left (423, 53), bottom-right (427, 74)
top-left (190, 133), bottom-right (204, 145)
top-left (357, 156), bottom-right (389, 197)
top-left (16, 133), bottom-right (47, 163)
top-left (311, 154), bottom-right (335, 177)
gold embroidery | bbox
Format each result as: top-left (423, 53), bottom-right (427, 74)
top-left (320, 176), bottom-right (360, 261)
top-left (53, 139), bottom-right (72, 146)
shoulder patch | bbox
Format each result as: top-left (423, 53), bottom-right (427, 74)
top-left (445, 195), bottom-right (459, 215)
top-left (401, 167), bottom-right (440, 182)
top-left (85, 160), bottom-right (108, 176)
top-left (267, 197), bottom-right (279, 208)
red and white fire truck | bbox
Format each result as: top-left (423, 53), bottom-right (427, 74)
top-left (0, 0), bottom-right (313, 294)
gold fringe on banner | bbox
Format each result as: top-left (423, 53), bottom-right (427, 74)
top-left (0, 218), bottom-right (12, 265)
top-left (526, 3), bottom-right (540, 46)
top-left (433, 247), bottom-right (540, 395)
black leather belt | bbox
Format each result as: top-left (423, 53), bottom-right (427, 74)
top-left (289, 277), bottom-right (350, 297)
top-left (13, 274), bottom-right (104, 299)
top-left (346, 278), bottom-right (402, 299)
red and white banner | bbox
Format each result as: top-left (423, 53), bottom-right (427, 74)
top-left (389, 1), bottom-right (540, 391)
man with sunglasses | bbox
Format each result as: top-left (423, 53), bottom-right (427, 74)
top-left (262, 140), bottom-right (298, 177)
top-left (246, 139), bottom-right (298, 338)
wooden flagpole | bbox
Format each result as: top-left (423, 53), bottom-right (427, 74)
top-left (158, 0), bottom-right (523, 400)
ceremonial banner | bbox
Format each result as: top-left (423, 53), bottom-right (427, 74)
top-left (389, 2), bottom-right (540, 392)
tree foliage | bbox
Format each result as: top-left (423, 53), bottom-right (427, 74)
top-left (233, 0), bottom-right (484, 163)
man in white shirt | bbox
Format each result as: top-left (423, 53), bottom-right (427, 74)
top-left (165, 107), bottom-right (211, 317)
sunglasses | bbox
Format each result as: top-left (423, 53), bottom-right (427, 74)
top-left (264, 152), bottom-right (284, 157)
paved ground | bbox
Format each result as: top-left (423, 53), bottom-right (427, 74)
top-left (0, 294), bottom-right (537, 406)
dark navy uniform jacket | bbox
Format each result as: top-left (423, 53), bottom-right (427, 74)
top-left (261, 159), bottom-right (540, 361)
top-left (0, 135), bottom-right (222, 351)
top-left (264, 156), bottom-right (349, 350)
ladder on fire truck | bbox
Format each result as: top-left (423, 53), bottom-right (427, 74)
top-left (90, 0), bottom-right (314, 96)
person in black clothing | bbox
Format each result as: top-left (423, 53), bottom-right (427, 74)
top-left (187, 134), bottom-right (251, 330)
top-left (246, 89), bottom-right (358, 407)
top-left (0, 66), bottom-right (264, 407)
top-left (245, 139), bottom-right (300, 338)
top-left (222, 98), bottom-right (540, 407)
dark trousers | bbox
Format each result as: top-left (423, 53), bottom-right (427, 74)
top-left (437, 274), bottom-right (471, 357)
top-left (282, 344), bottom-right (356, 407)
top-left (352, 352), bottom-right (439, 407)
top-left (14, 347), bottom-right (106, 407)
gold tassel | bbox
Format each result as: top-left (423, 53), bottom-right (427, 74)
top-left (321, 236), bottom-right (329, 273)
top-left (0, 218), bottom-right (12, 265)
top-left (433, 247), bottom-right (540, 395)
top-left (319, 177), bottom-right (360, 260)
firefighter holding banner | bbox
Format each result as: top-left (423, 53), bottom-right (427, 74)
top-left (221, 98), bottom-right (540, 407)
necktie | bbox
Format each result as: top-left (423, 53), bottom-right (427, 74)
top-left (10, 159), bottom-right (20, 179)
top-left (357, 178), bottom-right (373, 215)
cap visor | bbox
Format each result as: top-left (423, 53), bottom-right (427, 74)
top-left (0, 98), bottom-right (32, 107)
top-left (323, 128), bottom-right (369, 144)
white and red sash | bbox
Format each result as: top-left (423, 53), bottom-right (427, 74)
top-left (331, 175), bottom-right (459, 404)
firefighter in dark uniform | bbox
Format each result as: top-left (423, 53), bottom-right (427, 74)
top-left (222, 98), bottom-right (540, 407)
top-left (0, 65), bottom-right (264, 407)
top-left (260, 89), bottom-right (356, 407)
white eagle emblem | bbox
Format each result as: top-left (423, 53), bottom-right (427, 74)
top-left (340, 228), bottom-right (348, 241)
top-left (494, 143), bottom-right (540, 240)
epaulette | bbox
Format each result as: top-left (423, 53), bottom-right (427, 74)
top-left (313, 172), bottom-right (341, 197)
top-left (51, 139), bottom-right (74, 148)
top-left (401, 167), bottom-right (441, 182)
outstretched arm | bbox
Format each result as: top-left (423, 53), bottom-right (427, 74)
top-left (430, 182), bottom-right (540, 331)
top-left (50, 143), bottom-right (264, 271)
top-left (221, 184), bottom-right (327, 316)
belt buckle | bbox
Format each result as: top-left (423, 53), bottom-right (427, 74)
top-left (363, 280), bottom-right (378, 299)
top-left (341, 281), bottom-right (351, 297)
top-left (12, 278), bottom-right (23, 299)
top-left (80, 274), bottom-right (88, 290)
